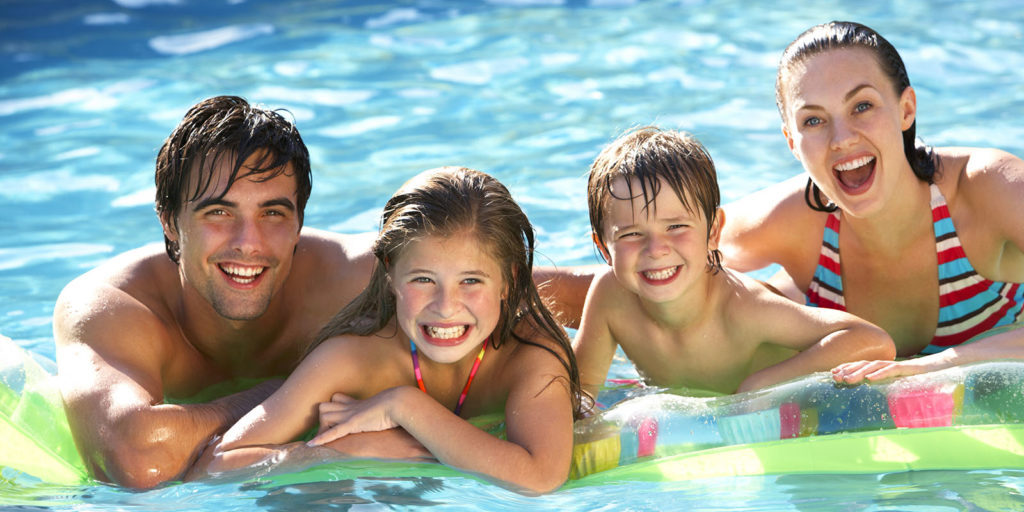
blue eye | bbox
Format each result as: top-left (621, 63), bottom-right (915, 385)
top-left (802, 116), bottom-right (822, 127)
top-left (854, 101), bottom-right (872, 113)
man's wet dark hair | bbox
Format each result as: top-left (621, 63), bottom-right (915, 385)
top-left (154, 95), bottom-right (311, 263)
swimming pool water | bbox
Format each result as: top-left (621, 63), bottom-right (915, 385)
top-left (2, 0), bottom-right (1023, 509)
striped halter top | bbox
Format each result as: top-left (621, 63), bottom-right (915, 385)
top-left (806, 183), bottom-right (1024, 354)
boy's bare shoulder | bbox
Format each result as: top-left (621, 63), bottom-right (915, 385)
top-left (717, 270), bottom-right (794, 322)
top-left (590, 267), bottom-right (635, 305)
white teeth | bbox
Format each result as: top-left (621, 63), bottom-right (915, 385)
top-left (426, 325), bottom-right (467, 339)
top-left (220, 264), bottom-right (264, 283)
top-left (643, 266), bottom-right (678, 281)
top-left (834, 156), bottom-right (874, 171)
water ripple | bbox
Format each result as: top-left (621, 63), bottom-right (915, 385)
top-left (0, 243), bottom-right (114, 271)
top-left (149, 24), bottom-right (275, 55)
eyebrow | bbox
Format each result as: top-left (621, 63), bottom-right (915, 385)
top-left (406, 268), bottom-right (493, 278)
top-left (193, 197), bottom-right (296, 212)
top-left (611, 213), bottom-right (693, 230)
top-left (844, 84), bottom-right (873, 102)
top-left (796, 83), bottom-right (875, 112)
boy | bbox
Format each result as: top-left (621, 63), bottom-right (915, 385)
top-left (574, 127), bottom-right (895, 396)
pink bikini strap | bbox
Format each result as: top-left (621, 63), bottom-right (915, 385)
top-left (410, 337), bottom-right (489, 416)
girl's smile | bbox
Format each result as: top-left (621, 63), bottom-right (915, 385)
top-left (391, 232), bottom-right (504, 364)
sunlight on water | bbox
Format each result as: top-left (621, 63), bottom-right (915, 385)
top-left (1, 0), bottom-right (1023, 509)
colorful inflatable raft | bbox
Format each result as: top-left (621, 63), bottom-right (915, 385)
top-left (2, 334), bottom-right (1022, 487)
top-left (568, 361), bottom-right (1024, 484)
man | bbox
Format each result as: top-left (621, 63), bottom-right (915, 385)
top-left (54, 95), bottom-right (594, 488)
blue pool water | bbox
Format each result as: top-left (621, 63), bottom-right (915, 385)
top-left (2, 0), bottom-right (1024, 509)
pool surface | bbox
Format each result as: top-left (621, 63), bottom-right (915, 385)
top-left (2, 0), bottom-right (1023, 509)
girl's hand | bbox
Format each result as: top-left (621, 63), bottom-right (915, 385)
top-left (307, 391), bottom-right (401, 447)
top-left (316, 392), bottom-right (347, 435)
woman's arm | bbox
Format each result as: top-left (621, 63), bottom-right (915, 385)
top-left (833, 325), bottom-right (1024, 384)
top-left (533, 265), bottom-right (602, 329)
top-left (720, 174), bottom-right (812, 273)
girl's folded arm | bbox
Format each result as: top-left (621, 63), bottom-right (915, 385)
top-left (405, 353), bottom-right (574, 494)
top-left (308, 348), bottom-right (575, 494)
top-left (194, 339), bottom-right (355, 476)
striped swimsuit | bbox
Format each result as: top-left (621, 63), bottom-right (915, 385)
top-left (806, 183), bottom-right (1024, 354)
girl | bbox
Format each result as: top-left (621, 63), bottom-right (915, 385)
top-left (720, 21), bottom-right (1024, 384)
top-left (198, 167), bottom-right (586, 493)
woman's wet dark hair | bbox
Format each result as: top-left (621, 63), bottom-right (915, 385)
top-left (311, 166), bottom-right (588, 419)
top-left (155, 95), bottom-right (311, 262)
top-left (776, 21), bottom-right (936, 212)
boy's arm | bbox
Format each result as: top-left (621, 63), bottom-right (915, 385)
top-left (572, 269), bottom-right (620, 399)
top-left (733, 285), bottom-right (896, 393)
top-left (54, 282), bottom-right (278, 489)
top-left (533, 265), bottom-right (602, 329)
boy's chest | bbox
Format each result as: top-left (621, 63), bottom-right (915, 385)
top-left (612, 321), bottom-right (754, 395)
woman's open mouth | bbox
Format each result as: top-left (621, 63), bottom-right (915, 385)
top-left (833, 155), bottom-right (876, 194)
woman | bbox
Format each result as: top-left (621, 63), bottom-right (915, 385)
top-left (720, 21), bottom-right (1024, 383)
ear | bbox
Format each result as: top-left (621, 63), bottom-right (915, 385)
top-left (592, 232), bottom-right (612, 265)
top-left (782, 123), bottom-right (799, 161)
top-left (159, 212), bottom-right (178, 244)
top-left (708, 207), bottom-right (725, 250)
top-left (899, 86), bottom-right (917, 131)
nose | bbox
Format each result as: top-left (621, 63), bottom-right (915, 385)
top-left (830, 117), bottom-right (858, 151)
top-left (432, 284), bottom-right (461, 318)
top-left (230, 217), bottom-right (264, 256)
top-left (646, 232), bottom-right (670, 257)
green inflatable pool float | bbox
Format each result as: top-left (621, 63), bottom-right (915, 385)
top-left (2, 334), bottom-right (1022, 488)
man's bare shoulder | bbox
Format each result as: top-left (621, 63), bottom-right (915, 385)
top-left (56, 244), bottom-right (180, 324)
top-left (53, 244), bottom-right (180, 390)
top-left (289, 228), bottom-right (376, 304)
top-left (298, 228), bottom-right (373, 253)
top-left (296, 228), bottom-right (375, 272)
